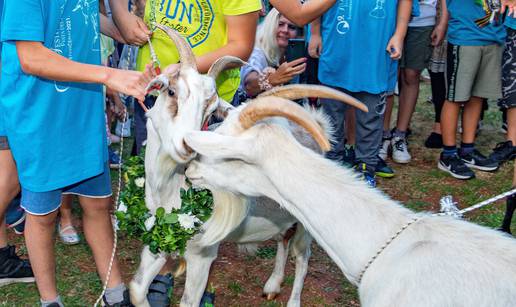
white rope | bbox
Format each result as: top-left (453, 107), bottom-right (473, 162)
top-left (358, 187), bottom-right (516, 285)
top-left (94, 111), bottom-right (126, 307)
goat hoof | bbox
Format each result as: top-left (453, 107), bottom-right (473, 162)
top-left (266, 293), bottom-right (279, 300)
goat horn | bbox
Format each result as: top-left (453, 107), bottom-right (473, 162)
top-left (153, 23), bottom-right (197, 71)
top-left (259, 84), bottom-right (368, 112)
top-left (208, 56), bottom-right (246, 80)
top-left (239, 96), bottom-right (331, 152)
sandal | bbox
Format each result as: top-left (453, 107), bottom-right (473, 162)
top-left (58, 224), bottom-right (80, 245)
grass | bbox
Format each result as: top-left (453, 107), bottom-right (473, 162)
top-left (1, 82), bottom-right (515, 306)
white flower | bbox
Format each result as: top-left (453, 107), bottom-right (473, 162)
top-left (118, 202), bottom-right (127, 213)
top-left (178, 213), bottom-right (200, 230)
top-left (145, 215), bottom-right (156, 231)
top-left (134, 177), bottom-right (145, 188)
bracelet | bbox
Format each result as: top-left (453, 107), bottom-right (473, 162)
top-left (258, 67), bottom-right (276, 91)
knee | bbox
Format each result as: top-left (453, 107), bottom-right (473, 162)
top-left (0, 174), bottom-right (20, 203)
top-left (27, 211), bottom-right (58, 229)
top-left (81, 197), bottom-right (112, 216)
top-left (402, 70), bottom-right (421, 86)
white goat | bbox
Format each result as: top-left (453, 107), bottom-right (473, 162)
top-left (185, 98), bottom-right (516, 307)
top-left (130, 24), bottom-right (365, 307)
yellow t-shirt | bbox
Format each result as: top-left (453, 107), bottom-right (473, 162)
top-left (136, 0), bottom-right (262, 101)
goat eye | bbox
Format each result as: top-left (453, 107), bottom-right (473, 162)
top-left (168, 89), bottom-right (175, 96)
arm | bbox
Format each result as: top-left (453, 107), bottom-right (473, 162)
top-left (308, 18), bottom-right (322, 58)
top-left (109, 0), bottom-right (150, 46)
top-left (16, 41), bottom-right (155, 101)
top-left (100, 13), bottom-right (126, 43)
top-left (431, 0), bottom-right (448, 46)
top-left (386, 0), bottom-right (412, 60)
top-left (269, 0), bottom-right (335, 27)
top-left (194, 12), bottom-right (259, 73)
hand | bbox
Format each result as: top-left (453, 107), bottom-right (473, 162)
top-left (386, 34), bottom-right (403, 60)
top-left (431, 24), bottom-right (446, 47)
top-left (501, 0), bottom-right (516, 16)
top-left (308, 34), bottom-right (322, 58)
top-left (114, 12), bottom-right (151, 46)
top-left (105, 63), bottom-right (157, 102)
top-left (268, 58), bottom-right (307, 86)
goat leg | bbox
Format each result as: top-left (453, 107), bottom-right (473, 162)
top-left (287, 224), bottom-right (312, 307)
top-left (501, 195), bottom-right (516, 234)
top-left (129, 246), bottom-right (168, 307)
top-left (263, 237), bottom-right (290, 300)
top-left (180, 240), bottom-right (220, 307)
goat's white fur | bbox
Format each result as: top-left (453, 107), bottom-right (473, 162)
top-left (185, 104), bottom-right (516, 307)
top-left (130, 74), bottom-right (317, 306)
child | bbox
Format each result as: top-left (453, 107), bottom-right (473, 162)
top-left (1, 1), bottom-right (154, 306)
top-left (313, 0), bottom-right (412, 187)
top-left (438, 0), bottom-right (506, 179)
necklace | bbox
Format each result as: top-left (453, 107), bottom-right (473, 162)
top-left (147, 0), bottom-right (161, 73)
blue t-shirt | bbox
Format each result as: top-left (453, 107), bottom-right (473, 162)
top-left (506, 16), bottom-right (516, 31)
top-left (0, 0), bottom-right (4, 136)
top-left (1, 0), bottom-right (107, 192)
top-left (447, 0), bottom-right (506, 46)
top-left (318, 0), bottom-right (398, 94)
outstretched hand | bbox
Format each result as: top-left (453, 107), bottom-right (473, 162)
top-left (105, 63), bottom-right (157, 103)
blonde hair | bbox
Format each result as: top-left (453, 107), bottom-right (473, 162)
top-left (255, 8), bottom-right (282, 67)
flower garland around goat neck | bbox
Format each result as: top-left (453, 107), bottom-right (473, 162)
top-left (115, 153), bottom-right (213, 255)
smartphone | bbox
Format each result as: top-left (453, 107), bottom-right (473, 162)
top-left (285, 38), bottom-right (305, 63)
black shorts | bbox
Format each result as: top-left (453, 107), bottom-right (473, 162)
top-left (499, 28), bottom-right (516, 109)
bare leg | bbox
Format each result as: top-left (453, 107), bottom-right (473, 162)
top-left (396, 68), bottom-right (421, 132)
top-left (25, 211), bottom-right (59, 301)
top-left (441, 100), bottom-right (462, 147)
top-left (79, 196), bottom-right (122, 288)
top-left (59, 195), bottom-right (76, 235)
top-left (461, 96), bottom-right (483, 144)
top-left (0, 149), bottom-right (20, 248)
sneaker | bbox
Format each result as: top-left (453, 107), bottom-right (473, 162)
top-left (459, 149), bottom-right (498, 172)
top-left (6, 195), bottom-right (25, 235)
top-left (424, 132), bottom-right (443, 149)
top-left (0, 245), bottom-right (35, 287)
top-left (103, 289), bottom-right (134, 307)
top-left (438, 153), bottom-right (475, 180)
top-left (342, 145), bottom-right (356, 168)
top-left (489, 141), bottom-right (516, 164)
top-left (375, 156), bottom-right (395, 178)
top-left (109, 149), bottom-right (122, 169)
top-left (379, 137), bottom-right (390, 161)
top-left (200, 291), bottom-right (215, 307)
top-left (354, 162), bottom-right (376, 188)
top-left (391, 136), bottom-right (411, 164)
top-left (147, 274), bottom-right (173, 307)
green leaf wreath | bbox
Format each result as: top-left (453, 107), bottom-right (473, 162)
top-left (114, 153), bottom-right (213, 255)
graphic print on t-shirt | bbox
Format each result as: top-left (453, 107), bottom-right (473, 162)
top-left (156, 0), bottom-right (215, 48)
top-left (336, 0), bottom-right (352, 34)
top-left (370, 0), bottom-right (386, 19)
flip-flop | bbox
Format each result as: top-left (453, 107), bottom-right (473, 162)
top-left (58, 224), bottom-right (80, 245)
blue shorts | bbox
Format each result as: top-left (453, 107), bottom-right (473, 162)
top-left (21, 163), bottom-right (112, 215)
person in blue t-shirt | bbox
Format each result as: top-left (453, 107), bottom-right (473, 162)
top-left (437, 0), bottom-right (506, 180)
top-left (309, 0), bottom-right (412, 188)
top-left (1, 1), bottom-right (155, 306)
top-left (489, 14), bottom-right (516, 164)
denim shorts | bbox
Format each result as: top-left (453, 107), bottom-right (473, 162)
top-left (0, 136), bottom-right (9, 150)
top-left (21, 163), bottom-right (112, 215)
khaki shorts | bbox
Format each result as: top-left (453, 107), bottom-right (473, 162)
top-left (400, 26), bottom-right (434, 71)
top-left (446, 42), bottom-right (502, 102)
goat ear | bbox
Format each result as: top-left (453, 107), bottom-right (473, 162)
top-left (185, 131), bottom-right (254, 162)
top-left (146, 75), bottom-right (170, 95)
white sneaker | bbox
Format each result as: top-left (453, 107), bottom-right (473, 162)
top-left (391, 136), bottom-right (411, 164)
top-left (379, 138), bottom-right (390, 161)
